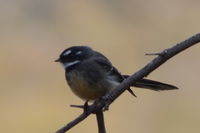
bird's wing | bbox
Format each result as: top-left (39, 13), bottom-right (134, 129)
top-left (93, 52), bottom-right (124, 82)
top-left (93, 53), bottom-right (137, 97)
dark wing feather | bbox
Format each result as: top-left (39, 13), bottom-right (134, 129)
top-left (93, 52), bottom-right (124, 82)
top-left (93, 53), bottom-right (137, 97)
top-left (95, 60), bottom-right (123, 82)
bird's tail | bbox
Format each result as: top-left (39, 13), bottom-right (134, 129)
top-left (123, 75), bottom-right (178, 91)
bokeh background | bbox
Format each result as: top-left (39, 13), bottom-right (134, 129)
top-left (1, 0), bottom-right (200, 133)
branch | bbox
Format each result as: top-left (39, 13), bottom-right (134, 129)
top-left (96, 110), bottom-right (106, 133)
top-left (56, 33), bottom-right (200, 133)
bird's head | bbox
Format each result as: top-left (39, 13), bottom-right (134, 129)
top-left (55, 46), bottom-right (93, 70)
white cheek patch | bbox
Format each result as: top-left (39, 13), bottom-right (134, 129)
top-left (63, 60), bottom-right (80, 69)
top-left (63, 50), bottom-right (72, 56)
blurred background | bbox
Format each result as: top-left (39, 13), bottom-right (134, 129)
top-left (0, 0), bottom-right (200, 133)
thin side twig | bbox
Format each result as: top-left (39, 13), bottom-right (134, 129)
top-left (56, 33), bottom-right (200, 133)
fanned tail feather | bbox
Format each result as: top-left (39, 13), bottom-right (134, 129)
top-left (123, 75), bottom-right (178, 91)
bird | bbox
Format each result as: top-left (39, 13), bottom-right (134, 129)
top-left (55, 46), bottom-right (178, 107)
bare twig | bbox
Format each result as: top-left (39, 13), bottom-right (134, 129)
top-left (56, 33), bottom-right (200, 133)
top-left (56, 101), bottom-right (102, 133)
top-left (70, 104), bottom-right (84, 109)
top-left (56, 113), bottom-right (89, 133)
top-left (145, 52), bottom-right (162, 56)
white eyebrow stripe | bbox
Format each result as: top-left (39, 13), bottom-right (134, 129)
top-left (63, 60), bottom-right (80, 69)
top-left (63, 50), bottom-right (72, 56)
top-left (75, 51), bottom-right (82, 55)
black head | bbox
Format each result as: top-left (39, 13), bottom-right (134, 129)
top-left (55, 46), bottom-right (94, 70)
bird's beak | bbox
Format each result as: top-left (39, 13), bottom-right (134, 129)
top-left (55, 58), bottom-right (60, 62)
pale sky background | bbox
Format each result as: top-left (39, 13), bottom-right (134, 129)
top-left (0, 0), bottom-right (200, 133)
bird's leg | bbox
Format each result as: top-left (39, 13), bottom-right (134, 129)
top-left (83, 100), bottom-right (89, 113)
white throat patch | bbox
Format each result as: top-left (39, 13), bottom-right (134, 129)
top-left (63, 60), bottom-right (80, 69)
